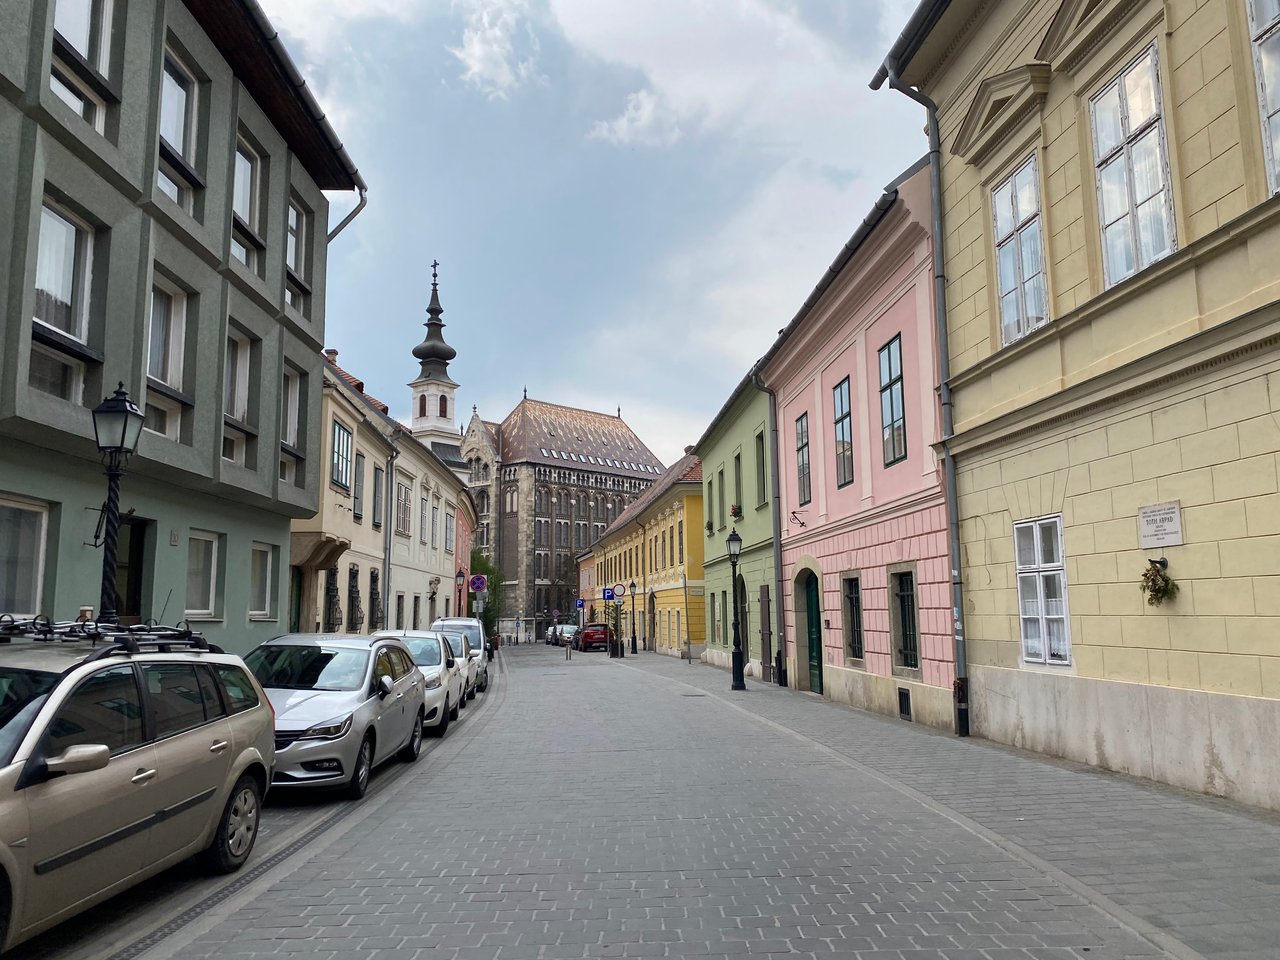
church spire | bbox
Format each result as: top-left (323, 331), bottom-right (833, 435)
top-left (412, 259), bottom-right (457, 380)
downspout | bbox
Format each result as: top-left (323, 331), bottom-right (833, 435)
top-left (883, 70), bottom-right (969, 737)
top-left (752, 370), bottom-right (787, 688)
top-left (328, 187), bottom-right (368, 243)
top-left (382, 432), bottom-right (399, 630)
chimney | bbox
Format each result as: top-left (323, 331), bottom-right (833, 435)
top-left (323, 348), bottom-right (338, 363)
top-left (684, 445), bottom-right (694, 455)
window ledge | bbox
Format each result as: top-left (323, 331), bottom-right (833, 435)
top-left (158, 138), bottom-right (205, 190)
top-left (31, 322), bottom-right (103, 364)
top-left (184, 614), bottom-right (222, 623)
top-left (223, 415), bottom-right (258, 438)
top-left (286, 265), bottom-right (312, 296)
top-left (232, 214), bottom-right (266, 251)
top-left (891, 664), bottom-right (922, 680)
top-left (281, 441), bottom-right (304, 460)
top-left (146, 376), bottom-right (193, 407)
top-left (52, 32), bottom-right (120, 104)
top-left (248, 615), bottom-right (276, 622)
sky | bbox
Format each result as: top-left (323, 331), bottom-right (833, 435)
top-left (259, 0), bottom-right (928, 468)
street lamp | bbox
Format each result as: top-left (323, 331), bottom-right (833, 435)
top-left (727, 527), bottom-right (745, 691)
top-left (629, 579), bottom-right (637, 654)
top-left (92, 383), bottom-right (145, 624)
top-left (455, 567), bottom-right (465, 618)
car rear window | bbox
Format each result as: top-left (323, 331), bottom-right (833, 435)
top-left (405, 636), bottom-right (442, 667)
top-left (212, 663), bottom-right (262, 712)
top-left (245, 645), bottom-right (369, 692)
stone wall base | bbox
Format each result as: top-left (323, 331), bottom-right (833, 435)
top-left (822, 663), bottom-right (955, 732)
top-left (971, 664), bottom-right (1280, 811)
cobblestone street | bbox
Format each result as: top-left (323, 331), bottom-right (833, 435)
top-left (42, 644), bottom-right (1279, 960)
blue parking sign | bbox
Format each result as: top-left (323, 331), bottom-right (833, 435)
top-left (603, 588), bottom-right (615, 601)
top-left (576, 598), bottom-right (585, 609)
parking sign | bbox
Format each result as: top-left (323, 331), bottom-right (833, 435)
top-left (603, 588), bottom-right (614, 602)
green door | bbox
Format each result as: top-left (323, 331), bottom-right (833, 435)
top-left (805, 572), bottom-right (823, 694)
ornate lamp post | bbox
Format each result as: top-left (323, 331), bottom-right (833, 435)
top-left (629, 579), bottom-right (637, 654)
top-left (727, 527), bottom-right (745, 691)
top-left (91, 383), bottom-right (145, 624)
top-left (455, 568), bottom-right (465, 618)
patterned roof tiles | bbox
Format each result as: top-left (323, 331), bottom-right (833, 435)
top-left (607, 452), bottom-right (701, 534)
top-left (499, 397), bottom-right (665, 477)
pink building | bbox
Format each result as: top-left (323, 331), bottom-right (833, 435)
top-left (757, 159), bottom-right (956, 730)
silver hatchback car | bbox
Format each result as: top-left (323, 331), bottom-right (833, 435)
top-left (245, 634), bottom-right (426, 799)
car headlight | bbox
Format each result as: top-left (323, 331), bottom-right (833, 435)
top-left (423, 674), bottom-right (442, 689)
top-left (298, 715), bottom-right (353, 740)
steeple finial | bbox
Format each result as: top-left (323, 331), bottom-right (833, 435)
top-left (523, 386), bottom-right (528, 400)
top-left (412, 258), bottom-right (456, 379)
top-left (617, 405), bottom-right (621, 418)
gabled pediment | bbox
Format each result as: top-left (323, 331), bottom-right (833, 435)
top-left (952, 64), bottom-right (1051, 165)
top-left (1037, 0), bottom-right (1145, 74)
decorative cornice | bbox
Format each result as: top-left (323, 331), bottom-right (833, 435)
top-left (952, 63), bottom-right (1052, 165)
top-left (1037, 0), bottom-right (1146, 75)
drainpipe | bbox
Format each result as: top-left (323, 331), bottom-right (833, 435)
top-left (883, 70), bottom-right (969, 737)
top-left (382, 433), bottom-right (399, 630)
top-left (752, 370), bottom-right (788, 688)
top-left (328, 187), bottom-right (368, 243)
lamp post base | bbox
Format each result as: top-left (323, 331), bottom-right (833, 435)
top-left (731, 646), bottom-right (746, 691)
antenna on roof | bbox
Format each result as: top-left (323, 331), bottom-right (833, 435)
top-left (617, 405), bottom-right (621, 418)
top-left (523, 386), bottom-right (528, 400)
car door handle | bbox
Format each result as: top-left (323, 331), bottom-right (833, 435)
top-left (395, 693), bottom-right (404, 701)
top-left (132, 768), bottom-right (157, 784)
top-left (210, 740), bottom-right (229, 753)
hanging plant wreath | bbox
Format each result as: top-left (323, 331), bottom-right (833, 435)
top-left (1140, 558), bottom-right (1179, 606)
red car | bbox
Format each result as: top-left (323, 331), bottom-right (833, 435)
top-left (576, 622), bottom-right (612, 651)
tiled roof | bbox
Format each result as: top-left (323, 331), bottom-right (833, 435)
top-left (498, 397), bottom-right (665, 477)
top-left (605, 453), bottom-right (701, 535)
top-left (325, 356), bottom-right (390, 414)
top-left (431, 441), bottom-right (466, 468)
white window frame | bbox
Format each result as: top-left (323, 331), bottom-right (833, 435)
top-left (420, 496), bottom-right (429, 543)
top-left (29, 342), bottom-right (84, 404)
top-left (445, 512), bottom-right (456, 554)
top-left (280, 367), bottom-right (300, 448)
top-left (221, 427), bottom-right (245, 466)
top-left (1090, 45), bottom-right (1176, 287)
top-left (157, 52), bottom-right (198, 210)
top-left (0, 496), bottom-right (49, 617)
top-left (50, 0), bottom-right (112, 133)
top-left (993, 155), bottom-right (1048, 345)
top-left (34, 200), bottom-right (93, 342)
top-left (143, 392), bottom-right (181, 441)
top-left (231, 141), bottom-right (261, 270)
top-left (1014, 515), bottom-right (1071, 665)
top-left (224, 331), bottom-right (249, 423)
top-left (249, 542), bottom-right (273, 620)
top-left (395, 482), bottom-right (412, 536)
top-left (1248, 0), bottom-right (1280, 192)
top-left (331, 420), bottom-right (353, 488)
top-left (147, 279), bottom-right (185, 389)
top-left (431, 501), bottom-right (440, 548)
top-left (185, 530), bottom-right (219, 619)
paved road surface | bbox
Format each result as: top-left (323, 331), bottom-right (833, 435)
top-left (18, 645), bottom-right (1280, 960)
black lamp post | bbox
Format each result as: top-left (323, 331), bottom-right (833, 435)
top-left (92, 382), bottom-right (145, 624)
top-left (629, 579), bottom-right (637, 654)
top-left (727, 527), bottom-right (745, 691)
top-left (455, 568), bottom-right (465, 618)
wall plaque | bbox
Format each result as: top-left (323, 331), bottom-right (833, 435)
top-left (1138, 501), bottom-right (1183, 549)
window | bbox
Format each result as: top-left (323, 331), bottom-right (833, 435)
top-left (43, 666), bottom-right (143, 758)
top-left (733, 453), bottom-right (743, 512)
top-left (280, 367), bottom-right (301, 483)
top-left (29, 344), bottom-right (82, 404)
top-left (439, 395), bottom-right (448, 418)
top-left (395, 482), bottom-right (412, 536)
top-left (285, 200), bottom-right (310, 312)
top-left (212, 664), bottom-right (260, 713)
top-left (186, 531), bottom-right (218, 619)
top-left (993, 156), bottom-right (1048, 345)
top-left (157, 54), bottom-right (201, 210)
top-left (844, 577), bottom-right (864, 660)
top-left (331, 421), bottom-right (352, 488)
top-left (432, 502), bottom-right (440, 547)
top-left (412, 594), bottom-right (421, 630)
top-left (395, 594), bottom-right (405, 630)
top-left (372, 466), bottom-right (384, 527)
top-left (420, 497), bottom-right (429, 542)
top-left (143, 663), bottom-right (207, 738)
top-left (1015, 515), bottom-right (1070, 664)
top-left (445, 512), bottom-right (456, 553)
top-left (717, 468), bottom-right (726, 529)
top-left (795, 413), bottom-right (811, 506)
top-left (249, 543), bottom-right (273, 619)
top-left (755, 432), bottom-right (767, 506)
top-left (677, 520), bottom-right (684, 564)
top-left (34, 202), bottom-right (92, 342)
top-left (1252, 0), bottom-right (1280, 191)
top-left (147, 284), bottom-right (184, 388)
top-left (1091, 46), bottom-right (1174, 286)
top-left (833, 377), bottom-right (853, 486)
top-left (50, 0), bottom-right (113, 133)
top-left (222, 332), bottom-right (251, 464)
top-left (892, 571), bottom-right (918, 669)
top-left (230, 142), bottom-right (264, 271)
top-left (0, 498), bottom-right (48, 617)
top-left (417, 394), bottom-right (427, 419)
top-left (352, 452), bottom-right (365, 518)
top-left (879, 336), bottom-right (907, 466)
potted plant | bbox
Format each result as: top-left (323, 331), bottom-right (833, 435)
top-left (1139, 558), bottom-right (1178, 606)
top-left (705, 519), bottom-right (714, 537)
top-left (730, 503), bottom-right (744, 521)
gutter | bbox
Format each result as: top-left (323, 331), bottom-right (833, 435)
top-left (878, 68), bottom-right (970, 737)
top-left (869, 0), bottom-right (952, 91)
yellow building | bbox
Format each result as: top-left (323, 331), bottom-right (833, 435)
top-left (877, 0), bottom-right (1280, 807)
top-left (587, 452), bottom-right (706, 657)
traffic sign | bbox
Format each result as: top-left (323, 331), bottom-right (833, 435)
top-left (603, 588), bottom-right (615, 602)
top-left (576, 598), bottom-right (585, 609)
top-left (614, 598), bottom-right (624, 606)
top-left (614, 583), bottom-right (626, 597)
top-left (469, 574), bottom-right (487, 592)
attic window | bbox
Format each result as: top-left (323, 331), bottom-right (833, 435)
top-left (540, 447), bottom-right (549, 457)
top-left (552, 450), bottom-right (561, 459)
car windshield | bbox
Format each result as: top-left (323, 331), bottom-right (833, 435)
top-left (405, 636), bottom-right (442, 667)
top-left (444, 634), bottom-right (466, 657)
top-left (245, 645), bottom-right (369, 691)
top-left (0, 667), bottom-right (59, 765)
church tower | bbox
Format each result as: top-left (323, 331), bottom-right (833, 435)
top-left (410, 261), bottom-right (460, 447)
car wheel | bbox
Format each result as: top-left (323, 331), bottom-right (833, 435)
top-left (345, 733), bottom-right (374, 800)
top-left (467, 682), bottom-right (477, 701)
top-left (449, 697), bottom-right (460, 721)
top-left (480, 671), bottom-right (488, 692)
top-left (459, 688), bottom-right (468, 709)
top-left (200, 774), bottom-right (261, 874)
top-left (400, 709), bottom-right (424, 761)
top-left (431, 701), bottom-right (450, 736)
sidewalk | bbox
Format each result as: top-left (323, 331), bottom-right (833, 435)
top-left (618, 653), bottom-right (1280, 960)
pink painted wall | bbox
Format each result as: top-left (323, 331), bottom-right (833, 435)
top-left (761, 164), bottom-right (955, 691)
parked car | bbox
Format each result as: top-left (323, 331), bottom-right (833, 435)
top-left (0, 619), bottom-right (273, 954)
top-left (440, 633), bottom-right (478, 701)
top-left (431, 618), bottom-right (488, 694)
top-left (244, 634), bottom-right (425, 800)
top-left (556, 625), bottom-right (580, 648)
top-left (576, 623), bottom-right (612, 651)
top-left (373, 630), bottom-right (463, 736)
top-left (545, 626), bottom-right (557, 645)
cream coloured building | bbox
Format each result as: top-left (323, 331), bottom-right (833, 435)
top-left (876, 0), bottom-right (1280, 807)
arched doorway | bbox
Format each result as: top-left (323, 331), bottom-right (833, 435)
top-left (647, 591), bottom-right (657, 651)
top-left (794, 569), bottom-right (823, 694)
top-left (736, 573), bottom-right (750, 665)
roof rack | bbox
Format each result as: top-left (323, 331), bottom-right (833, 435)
top-left (0, 616), bottom-right (224, 656)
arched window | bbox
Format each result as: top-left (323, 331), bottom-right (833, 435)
top-left (439, 395), bottom-right (448, 417)
top-left (418, 395), bottom-right (426, 418)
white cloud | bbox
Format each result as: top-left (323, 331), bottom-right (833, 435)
top-left (449, 0), bottom-right (546, 99)
top-left (587, 89), bottom-right (682, 147)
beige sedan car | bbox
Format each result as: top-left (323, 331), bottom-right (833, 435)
top-left (0, 623), bottom-right (274, 953)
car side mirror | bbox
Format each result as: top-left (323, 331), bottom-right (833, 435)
top-left (445, 657), bottom-right (456, 669)
top-left (377, 675), bottom-right (394, 699)
top-left (45, 743), bottom-right (110, 778)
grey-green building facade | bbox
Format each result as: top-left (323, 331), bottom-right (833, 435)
top-left (0, 0), bottom-right (364, 652)
top-left (695, 375), bottom-right (778, 677)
